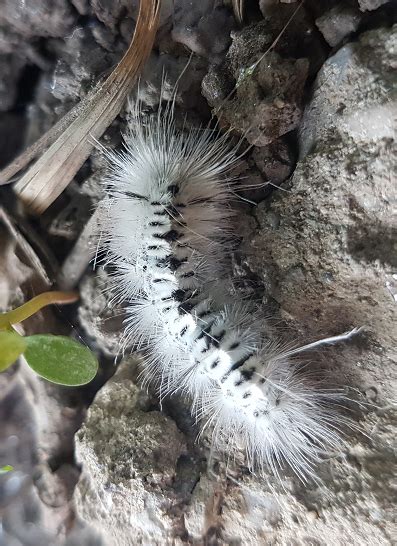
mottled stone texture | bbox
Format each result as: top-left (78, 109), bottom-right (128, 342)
top-left (358, 0), bottom-right (390, 11)
top-left (74, 358), bottom-right (186, 546)
top-left (315, 5), bottom-right (362, 47)
top-left (202, 19), bottom-right (310, 146)
top-left (239, 25), bottom-right (396, 544)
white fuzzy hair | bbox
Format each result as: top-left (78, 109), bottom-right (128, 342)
top-left (97, 95), bottom-right (355, 482)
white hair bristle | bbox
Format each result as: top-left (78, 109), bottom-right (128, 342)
top-left (97, 95), bottom-right (355, 482)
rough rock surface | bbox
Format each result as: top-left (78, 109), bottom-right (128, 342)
top-left (315, 5), bottom-right (362, 47)
top-left (0, 0), bottom-right (76, 39)
top-left (202, 18), bottom-right (310, 146)
top-left (74, 358), bottom-right (187, 546)
top-left (172, 0), bottom-right (235, 61)
top-left (239, 24), bottom-right (396, 543)
top-left (358, 0), bottom-right (390, 11)
top-left (0, 343), bottom-right (102, 546)
top-left (78, 268), bottom-right (129, 357)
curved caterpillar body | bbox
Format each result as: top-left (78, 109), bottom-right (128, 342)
top-left (98, 99), bottom-right (351, 481)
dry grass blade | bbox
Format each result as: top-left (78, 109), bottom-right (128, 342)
top-left (3, 0), bottom-right (160, 215)
top-left (0, 206), bottom-right (52, 290)
top-left (232, 0), bottom-right (244, 24)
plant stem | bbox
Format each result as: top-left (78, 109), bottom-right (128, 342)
top-left (0, 291), bottom-right (79, 329)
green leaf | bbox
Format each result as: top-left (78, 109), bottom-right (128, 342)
top-left (24, 335), bottom-right (98, 386)
top-left (0, 465), bottom-right (14, 474)
top-left (0, 331), bottom-right (27, 372)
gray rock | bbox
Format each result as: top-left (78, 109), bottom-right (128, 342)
top-left (0, 0), bottom-right (76, 38)
top-left (0, 229), bottom-right (100, 546)
top-left (90, 0), bottom-right (138, 31)
top-left (251, 139), bottom-right (295, 187)
top-left (259, 0), bottom-right (300, 12)
top-left (171, 0), bottom-right (234, 61)
top-left (49, 26), bottom-right (122, 103)
top-left (90, 0), bottom-right (173, 33)
top-left (0, 362), bottom-right (100, 546)
top-left (74, 358), bottom-right (186, 546)
top-left (185, 450), bottom-right (396, 544)
top-left (202, 20), bottom-right (309, 146)
top-left (238, 25), bottom-right (396, 542)
top-left (299, 25), bottom-right (396, 159)
top-left (78, 268), bottom-right (130, 357)
top-left (71, 0), bottom-right (90, 16)
top-left (358, 0), bottom-right (390, 11)
top-left (316, 5), bottom-right (362, 47)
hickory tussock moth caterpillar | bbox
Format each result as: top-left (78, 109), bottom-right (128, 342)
top-left (97, 92), bottom-right (358, 482)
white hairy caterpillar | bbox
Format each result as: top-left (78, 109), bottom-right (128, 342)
top-left (98, 95), bottom-right (358, 481)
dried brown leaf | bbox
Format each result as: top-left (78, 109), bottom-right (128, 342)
top-left (1, 0), bottom-right (160, 215)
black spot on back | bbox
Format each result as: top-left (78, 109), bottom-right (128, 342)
top-left (241, 368), bottom-right (255, 381)
top-left (125, 191), bottom-right (147, 201)
top-left (212, 330), bottom-right (226, 345)
top-left (181, 270), bottom-right (194, 279)
top-left (172, 289), bottom-right (186, 302)
top-left (167, 184), bottom-right (179, 196)
top-left (210, 358), bottom-right (220, 369)
top-left (157, 255), bottom-right (186, 271)
top-left (179, 301), bottom-right (194, 314)
top-left (229, 352), bottom-right (254, 372)
top-left (154, 230), bottom-right (180, 242)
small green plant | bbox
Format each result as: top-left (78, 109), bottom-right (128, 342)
top-left (0, 465), bottom-right (13, 474)
top-left (0, 292), bottom-right (98, 386)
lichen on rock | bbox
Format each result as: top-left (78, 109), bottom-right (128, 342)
top-left (74, 357), bottom-right (186, 545)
